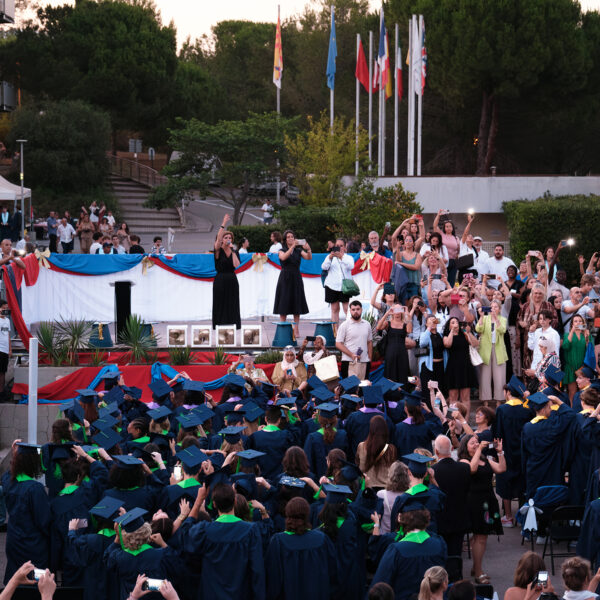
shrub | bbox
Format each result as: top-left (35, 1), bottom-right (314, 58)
top-left (228, 224), bottom-right (280, 253)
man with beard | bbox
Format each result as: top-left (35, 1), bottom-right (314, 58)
top-left (336, 300), bottom-right (372, 379)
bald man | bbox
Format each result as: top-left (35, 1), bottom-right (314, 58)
top-left (432, 435), bottom-right (471, 556)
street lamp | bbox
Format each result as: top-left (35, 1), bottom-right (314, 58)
top-left (16, 139), bottom-right (26, 238)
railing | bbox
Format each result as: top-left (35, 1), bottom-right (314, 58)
top-left (108, 155), bottom-right (167, 188)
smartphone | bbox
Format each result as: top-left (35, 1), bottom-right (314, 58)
top-left (408, 376), bottom-right (417, 384)
top-left (451, 294), bottom-right (460, 305)
top-left (536, 571), bottom-right (548, 588)
top-left (416, 214), bottom-right (423, 220)
top-left (173, 465), bottom-right (182, 480)
top-left (432, 274), bottom-right (442, 280)
top-left (560, 240), bottom-right (568, 248)
top-left (488, 442), bottom-right (495, 449)
top-left (296, 239), bottom-right (306, 246)
top-left (481, 306), bottom-right (492, 314)
top-left (306, 336), bottom-right (316, 342)
top-left (463, 273), bottom-right (473, 280)
top-left (434, 397), bottom-right (441, 407)
top-left (143, 579), bottom-right (163, 591)
top-left (385, 221), bottom-right (391, 228)
top-left (441, 209), bottom-right (450, 215)
top-left (286, 369), bottom-right (292, 376)
top-left (486, 274), bottom-right (496, 279)
top-left (79, 518), bottom-right (88, 528)
top-left (33, 569), bottom-right (45, 581)
top-left (393, 306), bottom-right (404, 314)
top-left (578, 325), bottom-right (586, 330)
top-left (428, 380), bottom-right (438, 389)
top-left (356, 347), bottom-right (363, 357)
top-left (528, 251), bottom-right (537, 256)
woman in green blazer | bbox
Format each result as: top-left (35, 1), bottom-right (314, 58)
top-left (475, 300), bottom-right (508, 407)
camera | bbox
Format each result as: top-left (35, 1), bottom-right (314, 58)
top-left (332, 246), bottom-right (340, 253)
top-left (481, 306), bottom-right (492, 315)
top-left (142, 579), bottom-right (163, 591)
top-left (432, 274), bottom-right (442, 280)
top-left (458, 321), bottom-right (467, 328)
top-left (417, 300), bottom-right (425, 308)
top-left (306, 336), bottom-right (316, 342)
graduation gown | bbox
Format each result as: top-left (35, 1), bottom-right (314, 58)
top-left (370, 531), bottom-right (448, 600)
top-left (303, 428), bottom-right (349, 479)
top-left (567, 412), bottom-right (595, 504)
top-left (390, 485), bottom-right (446, 534)
top-left (265, 529), bottom-right (338, 600)
top-left (181, 515), bottom-right (265, 600)
top-left (394, 414), bottom-right (443, 457)
top-left (245, 425), bottom-right (301, 479)
top-left (577, 498), bottom-right (600, 570)
top-left (2, 472), bottom-right (51, 583)
top-left (158, 479), bottom-right (203, 520)
top-left (521, 404), bottom-right (576, 498)
top-left (494, 399), bottom-right (532, 499)
top-left (103, 484), bottom-right (159, 513)
top-left (345, 409), bottom-right (394, 459)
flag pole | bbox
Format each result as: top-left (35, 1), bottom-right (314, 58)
top-left (368, 31), bottom-right (373, 166)
top-left (417, 14), bottom-right (423, 176)
top-left (355, 34), bottom-right (360, 177)
top-left (406, 18), bottom-right (413, 175)
top-left (330, 5), bottom-right (334, 134)
top-left (382, 76), bottom-right (386, 176)
top-left (276, 5), bottom-right (281, 203)
top-left (394, 22), bottom-right (399, 177)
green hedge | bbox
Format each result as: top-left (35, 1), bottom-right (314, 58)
top-left (503, 193), bottom-right (600, 285)
top-left (228, 224), bottom-right (280, 253)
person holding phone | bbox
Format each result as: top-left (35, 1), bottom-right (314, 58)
top-left (271, 345), bottom-right (307, 393)
top-left (273, 230), bottom-right (312, 338)
top-left (433, 210), bottom-right (461, 286)
top-left (212, 214), bottom-right (241, 330)
top-left (562, 314), bottom-right (590, 401)
top-left (298, 335), bottom-right (330, 379)
top-left (377, 303), bottom-right (412, 384)
top-left (321, 237), bottom-right (355, 329)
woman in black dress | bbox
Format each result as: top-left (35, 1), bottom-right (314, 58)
top-left (273, 230), bottom-right (312, 337)
top-left (212, 214), bottom-right (240, 329)
top-left (376, 303), bottom-right (412, 383)
top-left (458, 434), bottom-right (506, 584)
top-left (443, 317), bottom-right (478, 414)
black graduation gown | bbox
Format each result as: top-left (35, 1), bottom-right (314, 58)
top-left (67, 529), bottom-right (119, 600)
top-left (577, 498), bottom-right (600, 570)
top-left (370, 532), bottom-right (448, 600)
top-left (521, 404), bottom-right (576, 498)
top-left (181, 515), bottom-right (265, 600)
top-left (390, 486), bottom-right (446, 533)
top-left (344, 409), bottom-right (394, 459)
top-left (245, 426), bottom-right (301, 479)
top-left (394, 415), bottom-right (443, 457)
top-left (494, 400), bottom-right (533, 499)
top-left (103, 484), bottom-right (159, 513)
top-left (2, 472), bottom-right (51, 583)
top-left (567, 412), bottom-right (594, 504)
top-left (158, 480), bottom-right (203, 520)
top-left (265, 529), bottom-right (338, 600)
top-left (41, 443), bottom-right (66, 498)
top-left (303, 429), bottom-right (349, 479)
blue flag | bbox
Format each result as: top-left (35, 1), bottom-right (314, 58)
top-left (326, 7), bottom-right (337, 90)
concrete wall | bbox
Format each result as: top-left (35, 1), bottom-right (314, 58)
top-left (0, 404), bottom-right (56, 447)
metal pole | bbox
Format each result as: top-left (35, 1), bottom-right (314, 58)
top-left (17, 139), bottom-right (26, 238)
top-left (394, 23), bottom-right (399, 177)
top-left (368, 31), bottom-right (373, 166)
top-left (406, 20), bottom-right (413, 175)
top-left (417, 15), bottom-right (423, 176)
top-left (355, 33), bottom-right (360, 177)
top-left (28, 337), bottom-right (38, 443)
top-left (276, 5), bottom-right (281, 204)
top-left (382, 81), bottom-right (386, 176)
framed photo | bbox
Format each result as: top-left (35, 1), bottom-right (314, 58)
top-left (191, 326), bottom-right (211, 347)
top-left (167, 325), bottom-right (187, 347)
top-left (216, 325), bottom-right (236, 347)
top-left (241, 325), bottom-right (261, 347)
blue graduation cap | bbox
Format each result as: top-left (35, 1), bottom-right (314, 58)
top-left (80, 445), bottom-right (100, 456)
top-left (275, 396), bottom-right (296, 407)
top-left (224, 373), bottom-right (246, 391)
top-left (402, 453), bottom-right (433, 478)
top-left (378, 378), bottom-right (402, 395)
top-left (323, 483), bottom-right (353, 504)
top-left (340, 459), bottom-right (362, 482)
top-left (149, 379), bottom-right (172, 400)
top-left (183, 380), bottom-right (205, 393)
top-left (363, 386), bottom-right (383, 406)
top-left (279, 475), bottom-right (306, 489)
top-left (544, 364), bottom-right (565, 387)
top-left (191, 404), bottom-right (215, 423)
top-left (64, 401), bottom-right (85, 425)
top-left (176, 446), bottom-right (208, 471)
top-left (90, 496), bottom-right (123, 521)
top-left (311, 387), bottom-right (334, 404)
top-left (403, 391), bottom-right (423, 407)
top-left (99, 402), bottom-right (120, 418)
top-left (231, 473), bottom-right (257, 500)
top-left (307, 375), bottom-right (326, 391)
top-left (507, 375), bottom-right (526, 399)
top-left (397, 493), bottom-right (431, 513)
top-left (218, 425), bottom-right (245, 444)
top-left (76, 389), bottom-right (99, 404)
top-left (100, 370), bottom-right (121, 381)
top-left (240, 402), bottom-right (264, 423)
top-left (176, 413), bottom-right (204, 430)
top-left (127, 386), bottom-right (143, 400)
top-left (258, 381), bottom-right (277, 398)
top-left (338, 375), bottom-right (360, 393)
top-left (341, 393), bottom-right (361, 406)
top-left (147, 406), bottom-right (171, 423)
top-left (48, 442), bottom-right (74, 461)
top-left (236, 449), bottom-right (266, 467)
top-left (528, 391), bottom-right (551, 409)
top-left (92, 414), bottom-right (118, 431)
top-left (114, 507), bottom-right (147, 533)
top-left (111, 454), bottom-right (144, 469)
top-left (92, 428), bottom-right (122, 451)
top-left (317, 402), bottom-right (339, 418)
top-left (171, 380), bottom-right (184, 394)
top-left (103, 387), bottom-right (125, 406)
top-left (15, 442), bottom-right (42, 455)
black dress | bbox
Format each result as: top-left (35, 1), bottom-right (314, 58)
top-left (466, 459), bottom-right (503, 536)
top-left (445, 332), bottom-right (477, 390)
top-left (273, 247), bottom-right (309, 316)
top-left (212, 250), bottom-right (241, 329)
top-left (384, 325), bottom-right (409, 383)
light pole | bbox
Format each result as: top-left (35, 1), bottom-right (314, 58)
top-left (16, 139), bottom-right (26, 238)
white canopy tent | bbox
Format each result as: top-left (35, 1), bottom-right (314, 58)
top-left (0, 174), bottom-right (31, 201)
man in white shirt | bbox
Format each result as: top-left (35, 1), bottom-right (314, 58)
top-left (0, 299), bottom-right (10, 399)
top-left (472, 236), bottom-right (490, 279)
top-left (111, 234), bottom-right (126, 255)
top-left (261, 199), bottom-right (274, 224)
top-left (526, 310), bottom-right (560, 375)
top-left (561, 286), bottom-right (594, 324)
top-left (321, 237), bottom-right (355, 326)
top-left (89, 232), bottom-right (103, 255)
top-left (105, 211), bottom-right (116, 228)
top-left (336, 300), bottom-right (373, 379)
top-left (57, 217), bottom-right (76, 254)
top-left (483, 244), bottom-right (515, 282)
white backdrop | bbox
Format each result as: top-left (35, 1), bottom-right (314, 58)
top-left (21, 262), bottom-right (380, 326)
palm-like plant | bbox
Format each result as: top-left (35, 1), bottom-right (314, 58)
top-left (55, 318), bottom-right (93, 366)
top-left (168, 346), bottom-right (193, 365)
top-left (37, 321), bottom-right (67, 366)
top-left (212, 346), bottom-right (229, 365)
top-left (118, 314), bottom-right (158, 364)
top-left (88, 349), bottom-right (107, 367)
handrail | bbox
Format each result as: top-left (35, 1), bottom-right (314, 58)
top-left (108, 155), bottom-right (167, 188)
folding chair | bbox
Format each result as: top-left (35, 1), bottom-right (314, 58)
top-left (542, 504), bottom-right (584, 575)
top-left (518, 485), bottom-right (569, 550)
top-left (475, 583), bottom-right (494, 600)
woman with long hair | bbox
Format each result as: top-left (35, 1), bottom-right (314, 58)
top-left (562, 314), bottom-right (590, 401)
top-left (433, 210), bottom-right (460, 286)
top-left (265, 497), bottom-right (338, 600)
top-left (116, 222), bottom-right (131, 252)
top-left (376, 461), bottom-right (410, 534)
top-left (418, 566), bottom-right (449, 600)
top-left (213, 213), bottom-right (241, 329)
top-left (377, 302), bottom-right (412, 384)
top-left (504, 552), bottom-right (547, 600)
top-left (77, 213), bottom-right (95, 254)
top-left (42, 418), bottom-right (76, 498)
top-left (394, 234), bottom-right (423, 301)
top-left (280, 446), bottom-right (321, 501)
top-left (356, 415), bottom-right (397, 490)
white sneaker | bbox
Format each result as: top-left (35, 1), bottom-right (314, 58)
top-left (501, 516), bottom-right (514, 527)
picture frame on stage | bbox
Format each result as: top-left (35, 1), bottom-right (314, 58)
top-left (241, 325), bottom-right (261, 347)
top-left (191, 326), bottom-right (211, 347)
top-left (216, 325), bottom-right (236, 347)
top-left (167, 325), bottom-right (187, 347)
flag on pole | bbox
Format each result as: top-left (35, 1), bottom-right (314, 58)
top-left (372, 59), bottom-right (380, 92)
top-left (397, 45), bottom-right (403, 99)
top-left (384, 31), bottom-right (392, 99)
top-left (420, 19), bottom-right (427, 95)
top-left (273, 11), bottom-right (283, 89)
top-left (411, 17), bottom-right (421, 96)
top-left (326, 7), bottom-right (337, 90)
top-left (355, 37), bottom-right (370, 93)
top-left (377, 8), bottom-right (389, 91)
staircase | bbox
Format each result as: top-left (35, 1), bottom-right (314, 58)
top-left (108, 174), bottom-right (181, 245)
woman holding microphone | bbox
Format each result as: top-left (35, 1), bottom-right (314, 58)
top-left (212, 214), bottom-right (240, 329)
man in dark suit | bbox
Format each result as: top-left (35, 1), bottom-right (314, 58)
top-left (432, 434), bottom-right (471, 557)
top-left (10, 208), bottom-right (21, 243)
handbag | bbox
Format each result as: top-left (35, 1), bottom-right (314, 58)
top-left (469, 344), bottom-right (483, 366)
top-left (314, 355), bottom-right (340, 382)
top-left (336, 257), bottom-right (360, 296)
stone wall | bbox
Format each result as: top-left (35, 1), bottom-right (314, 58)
top-left (0, 404), bottom-right (56, 447)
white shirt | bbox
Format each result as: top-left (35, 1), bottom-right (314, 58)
top-left (106, 214), bottom-right (116, 227)
top-left (336, 318), bottom-right (372, 362)
top-left (114, 244), bottom-right (126, 255)
top-left (561, 299), bottom-right (593, 324)
top-left (482, 255), bottom-right (515, 280)
top-left (473, 248), bottom-right (490, 278)
top-left (238, 248), bottom-right (248, 254)
top-left (15, 239), bottom-right (26, 251)
top-left (268, 242), bottom-right (282, 254)
top-left (262, 203), bottom-right (273, 218)
top-left (89, 242), bottom-right (102, 255)
top-left (528, 326), bottom-right (560, 370)
top-left (321, 253), bottom-right (355, 291)
top-left (0, 315), bottom-right (9, 354)
top-left (419, 243), bottom-right (449, 264)
top-left (57, 223), bottom-right (76, 243)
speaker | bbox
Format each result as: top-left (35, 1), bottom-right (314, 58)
top-left (114, 281), bottom-right (132, 339)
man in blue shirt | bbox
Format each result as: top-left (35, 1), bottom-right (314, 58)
top-left (46, 211), bottom-right (58, 253)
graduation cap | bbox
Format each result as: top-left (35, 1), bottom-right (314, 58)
top-left (176, 446), bottom-right (208, 472)
top-left (317, 402), bottom-right (339, 418)
top-left (15, 442), bottom-right (42, 455)
top-left (341, 393), bottom-right (361, 407)
top-left (258, 381), bottom-right (276, 398)
top-left (397, 493), bottom-right (431, 513)
top-left (338, 375), bottom-right (360, 393)
top-left (127, 386), bottom-right (143, 400)
top-left (279, 475), bottom-right (306, 489)
top-left (99, 402), bottom-right (121, 418)
top-left (507, 375), bottom-right (526, 399)
top-left (48, 442), bottom-right (75, 461)
top-left (544, 364), bottom-right (565, 387)
top-left (582, 361), bottom-right (597, 380)
top-left (76, 389), bottom-right (99, 404)
top-left (100, 370), bottom-right (121, 380)
top-left (402, 391), bottom-right (423, 407)
top-left (224, 373), bottom-right (246, 391)
top-left (147, 406), bottom-right (171, 424)
top-left (218, 425), bottom-right (245, 444)
top-left (222, 402), bottom-right (244, 414)
top-left (171, 380), bottom-right (184, 394)
top-left (114, 507), bottom-right (147, 533)
top-left (90, 496), bottom-right (123, 521)
top-left (92, 428), bottom-right (122, 451)
top-left (111, 454), bottom-right (144, 469)
top-left (323, 483), bottom-right (353, 504)
top-left (149, 379), bottom-right (172, 400)
top-left (103, 387), bottom-right (125, 406)
top-left (275, 396), bottom-right (296, 407)
top-left (231, 473), bottom-right (257, 500)
top-left (528, 391), bottom-right (551, 409)
top-left (363, 386), bottom-right (383, 406)
top-left (207, 453), bottom-right (225, 469)
top-left (64, 401), bottom-right (85, 425)
top-left (236, 449), bottom-right (265, 467)
top-left (191, 404), bottom-right (215, 424)
top-left (176, 413), bottom-right (204, 430)
top-left (307, 375), bottom-right (326, 391)
top-left (92, 414), bottom-right (118, 431)
top-left (311, 387), bottom-right (334, 404)
top-left (181, 379), bottom-right (204, 393)
top-left (378, 378), bottom-right (402, 395)
top-left (80, 445), bottom-right (100, 456)
top-left (226, 411), bottom-right (244, 426)
top-left (340, 459), bottom-right (363, 482)
top-left (402, 453), bottom-right (434, 478)
top-left (240, 402), bottom-right (264, 423)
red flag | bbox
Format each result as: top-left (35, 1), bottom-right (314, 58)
top-left (355, 37), bottom-right (370, 93)
top-left (372, 60), bottom-right (380, 92)
top-left (397, 46), bottom-right (403, 100)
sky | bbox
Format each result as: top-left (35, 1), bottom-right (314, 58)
top-left (36, 0), bottom-right (600, 48)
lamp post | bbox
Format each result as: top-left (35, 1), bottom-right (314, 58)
top-left (16, 139), bottom-right (26, 238)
